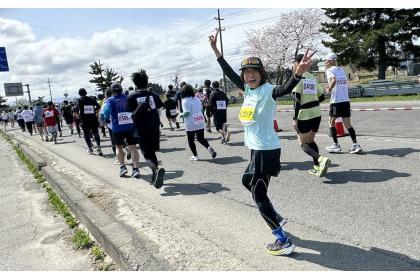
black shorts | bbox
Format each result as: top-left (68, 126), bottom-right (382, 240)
top-left (245, 149), bottom-right (281, 177)
top-left (112, 130), bottom-right (136, 146)
top-left (329, 102), bottom-right (351, 118)
top-left (297, 116), bottom-right (321, 134)
top-left (204, 106), bottom-right (212, 118)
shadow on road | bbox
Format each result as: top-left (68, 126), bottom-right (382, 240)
top-left (161, 182), bottom-right (230, 197)
top-left (287, 233), bottom-right (420, 270)
top-left (279, 135), bottom-right (298, 141)
top-left (201, 156), bottom-right (247, 165)
top-left (281, 161), bottom-right (340, 171)
top-left (162, 170), bottom-right (184, 180)
top-left (159, 147), bottom-right (186, 153)
top-left (227, 141), bottom-right (245, 147)
top-left (54, 140), bottom-right (76, 145)
top-left (364, 148), bottom-right (420, 158)
top-left (323, 169), bottom-right (410, 184)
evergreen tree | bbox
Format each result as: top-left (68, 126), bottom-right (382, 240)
top-left (89, 60), bottom-right (124, 94)
top-left (321, 8), bottom-right (420, 80)
top-left (147, 83), bottom-right (163, 94)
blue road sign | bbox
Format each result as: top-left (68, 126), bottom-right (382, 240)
top-left (0, 47), bottom-right (9, 72)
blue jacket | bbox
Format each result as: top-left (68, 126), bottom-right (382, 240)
top-left (101, 94), bottom-right (133, 133)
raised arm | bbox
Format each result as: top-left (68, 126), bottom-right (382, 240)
top-left (272, 49), bottom-right (317, 99)
top-left (209, 30), bottom-right (244, 91)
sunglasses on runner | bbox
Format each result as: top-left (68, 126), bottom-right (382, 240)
top-left (240, 57), bottom-right (263, 70)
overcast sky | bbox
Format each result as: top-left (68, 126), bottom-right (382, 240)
top-left (2, 8), bottom-right (320, 103)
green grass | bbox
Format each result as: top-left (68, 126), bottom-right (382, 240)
top-left (73, 228), bottom-right (92, 250)
top-left (91, 245), bottom-right (106, 261)
top-left (228, 94), bottom-right (420, 107)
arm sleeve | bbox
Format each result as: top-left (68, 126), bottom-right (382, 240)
top-left (217, 56), bottom-right (244, 91)
top-left (272, 75), bottom-right (302, 100)
top-left (127, 96), bottom-right (136, 112)
top-left (102, 101), bottom-right (111, 120)
top-left (292, 92), bottom-right (301, 120)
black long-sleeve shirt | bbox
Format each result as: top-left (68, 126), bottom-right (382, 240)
top-left (216, 56), bottom-right (301, 100)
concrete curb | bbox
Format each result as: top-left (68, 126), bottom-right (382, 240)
top-left (3, 130), bottom-right (171, 271)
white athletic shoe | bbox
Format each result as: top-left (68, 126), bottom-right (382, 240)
top-left (325, 143), bottom-right (341, 153)
top-left (349, 143), bottom-right (363, 154)
top-left (189, 155), bottom-right (199, 161)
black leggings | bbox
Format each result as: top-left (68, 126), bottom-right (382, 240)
top-left (25, 121), bottom-right (34, 134)
top-left (242, 171), bottom-right (284, 230)
top-left (82, 124), bottom-right (100, 148)
top-left (186, 129), bottom-right (209, 156)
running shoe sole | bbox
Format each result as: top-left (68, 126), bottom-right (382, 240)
top-left (154, 168), bottom-right (165, 189)
top-left (318, 157), bottom-right (331, 177)
top-left (349, 147), bottom-right (362, 154)
top-left (266, 243), bottom-right (296, 256)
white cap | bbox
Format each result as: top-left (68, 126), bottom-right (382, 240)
top-left (324, 53), bottom-right (337, 61)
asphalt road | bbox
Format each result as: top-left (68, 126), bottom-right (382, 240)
top-left (3, 100), bottom-right (420, 270)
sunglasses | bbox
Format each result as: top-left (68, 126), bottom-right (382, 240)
top-left (241, 57), bottom-right (262, 66)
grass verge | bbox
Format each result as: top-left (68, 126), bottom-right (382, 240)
top-left (0, 129), bottom-right (116, 270)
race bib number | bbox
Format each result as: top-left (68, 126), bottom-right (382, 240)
top-left (303, 79), bottom-right (317, 94)
top-left (193, 113), bottom-right (205, 125)
top-left (117, 112), bottom-right (133, 125)
top-left (136, 96), bottom-right (156, 109)
top-left (239, 96), bottom-right (257, 126)
top-left (84, 105), bottom-right (94, 114)
top-left (216, 100), bottom-right (226, 110)
top-left (337, 79), bottom-right (347, 88)
top-left (170, 109), bottom-right (177, 116)
top-left (44, 111), bottom-right (53, 118)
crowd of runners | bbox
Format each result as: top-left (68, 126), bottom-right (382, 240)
top-left (0, 29), bottom-right (363, 257)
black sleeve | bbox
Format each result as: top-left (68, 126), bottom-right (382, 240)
top-left (154, 94), bottom-right (164, 109)
top-left (292, 92), bottom-right (301, 120)
top-left (217, 56), bottom-right (244, 91)
top-left (272, 75), bottom-right (302, 100)
top-left (318, 94), bottom-right (325, 103)
top-left (127, 95), bottom-right (137, 113)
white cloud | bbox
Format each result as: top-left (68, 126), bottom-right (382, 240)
top-left (0, 9), bottom-right (327, 104)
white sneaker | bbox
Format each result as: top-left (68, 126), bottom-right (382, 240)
top-left (325, 143), bottom-right (341, 153)
top-left (189, 155), bottom-right (199, 161)
top-left (349, 143), bottom-right (362, 154)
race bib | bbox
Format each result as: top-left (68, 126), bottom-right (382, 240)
top-left (193, 113), bottom-right (205, 125)
top-left (216, 100), bottom-right (226, 110)
top-left (239, 96), bottom-right (257, 126)
top-left (303, 79), bottom-right (317, 94)
top-left (170, 109), bottom-right (177, 116)
top-left (117, 112), bottom-right (133, 125)
top-left (84, 105), bottom-right (94, 114)
top-left (337, 79), bottom-right (347, 88)
top-left (136, 96), bottom-right (156, 109)
top-left (44, 111), bottom-right (53, 118)
top-left (137, 97), bottom-right (146, 104)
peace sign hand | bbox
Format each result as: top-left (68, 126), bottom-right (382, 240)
top-left (209, 29), bottom-right (222, 58)
top-left (295, 49), bottom-right (317, 76)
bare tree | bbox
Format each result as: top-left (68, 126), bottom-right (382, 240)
top-left (172, 68), bottom-right (182, 90)
top-left (245, 9), bottom-right (327, 84)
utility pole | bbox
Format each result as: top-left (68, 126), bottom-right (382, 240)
top-left (23, 84), bottom-right (32, 104)
top-left (48, 78), bottom-right (53, 102)
top-left (215, 9), bottom-right (228, 95)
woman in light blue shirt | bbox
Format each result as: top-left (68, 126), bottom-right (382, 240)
top-left (209, 30), bottom-right (315, 256)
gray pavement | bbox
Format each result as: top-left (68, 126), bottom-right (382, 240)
top-left (0, 138), bottom-right (92, 270)
top-left (2, 101), bottom-right (420, 270)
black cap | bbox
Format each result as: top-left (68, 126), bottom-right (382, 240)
top-left (239, 57), bottom-right (263, 71)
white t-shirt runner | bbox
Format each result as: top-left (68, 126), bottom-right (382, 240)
top-left (326, 66), bottom-right (350, 104)
top-left (21, 110), bottom-right (34, 122)
top-left (181, 96), bottom-right (206, 132)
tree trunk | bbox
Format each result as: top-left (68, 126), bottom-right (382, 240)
top-left (377, 37), bottom-right (387, 80)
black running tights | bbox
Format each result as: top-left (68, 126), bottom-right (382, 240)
top-left (186, 129), bottom-right (209, 156)
top-left (242, 171), bottom-right (284, 230)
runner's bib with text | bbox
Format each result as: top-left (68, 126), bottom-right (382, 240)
top-left (337, 79), bottom-right (348, 88)
top-left (117, 112), bottom-right (133, 125)
top-left (170, 109), bottom-right (177, 116)
top-left (216, 100), bottom-right (226, 110)
top-left (137, 96), bottom-right (156, 109)
top-left (44, 111), bottom-right (53, 118)
top-left (239, 96), bottom-right (257, 126)
top-left (193, 113), bottom-right (205, 125)
top-left (303, 79), bottom-right (317, 94)
top-left (84, 105), bottom-right (94, 114)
